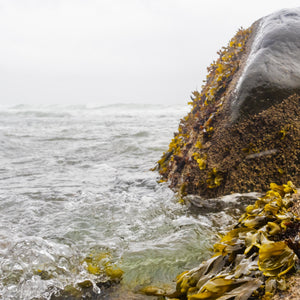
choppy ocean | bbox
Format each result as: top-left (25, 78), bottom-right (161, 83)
top-left (0, 104), bottom-right (257, 299)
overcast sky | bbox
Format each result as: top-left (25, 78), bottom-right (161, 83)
top-left (0, 0), bottom-right (299, 106)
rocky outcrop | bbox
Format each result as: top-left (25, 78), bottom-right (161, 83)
top-left (153, 7), bottom-right (300, 300)
top-left (156, 8), bottom-right (300, 199)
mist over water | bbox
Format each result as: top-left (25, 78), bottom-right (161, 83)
top-left (0, 104), bottom-right (257, 299)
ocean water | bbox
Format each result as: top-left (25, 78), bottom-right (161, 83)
top-left (0, 104), bottom-right (257, 299)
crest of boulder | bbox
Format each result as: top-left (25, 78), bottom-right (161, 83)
top-left (232, 7), bottom-right (300, 121)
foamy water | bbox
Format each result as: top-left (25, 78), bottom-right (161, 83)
top-left (0, 104), bottom-right (258, 299)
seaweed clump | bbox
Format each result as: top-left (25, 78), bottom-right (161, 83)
top-left (172, 182), bottom-right (299, 300)
top-left (83, 251), bottom-right (124, 281)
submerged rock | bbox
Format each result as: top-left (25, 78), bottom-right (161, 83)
top-left (156, 8), bottom-right (300, 198)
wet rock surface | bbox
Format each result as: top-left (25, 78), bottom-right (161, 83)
top-left (184, 194), bottom-right (257, 214)
top-left (232, 8), bottom-right (300, 121)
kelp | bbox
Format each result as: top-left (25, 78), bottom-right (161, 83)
top-left (258, 241), bottom-right (295, 277)
top-left (83, 251), bottom-right (124, 281)
top-left (173, 182), bottom-right (299, 300)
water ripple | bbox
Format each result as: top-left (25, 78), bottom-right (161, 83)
top-left (0, 104), bottom-right (254, 299)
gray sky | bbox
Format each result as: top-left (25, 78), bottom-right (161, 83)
top-left (1, 0), bottom-right (299, 106)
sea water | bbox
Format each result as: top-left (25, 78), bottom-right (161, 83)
top-left (0, 104), bottom-right (258, 299)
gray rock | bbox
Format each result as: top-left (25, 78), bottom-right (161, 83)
top-left (231, 8), bottom-right (300, 121)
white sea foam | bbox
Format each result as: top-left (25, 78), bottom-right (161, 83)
top-left (0, 103), bottom-right (255, 299)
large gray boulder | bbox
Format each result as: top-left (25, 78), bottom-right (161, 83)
top-left (231, 8), bottom-right (300, 121)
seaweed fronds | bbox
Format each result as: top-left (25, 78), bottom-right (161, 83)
top-left (174, 182), bottom-right (299, 300)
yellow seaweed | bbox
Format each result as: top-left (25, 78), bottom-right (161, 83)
top-left (258, 241), bottom-right (296, 277)
top-left (207, 168), bottom-right (223, 189)
top-left (175, 182), bottom-right (299, 300)
top-left (83, 251), bottom-right (123, 281)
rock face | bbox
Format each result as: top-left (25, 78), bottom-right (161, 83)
top-left (232, 8), bottom-right (300, 121)
top-left (157, 8), bottom-right (300, 198)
